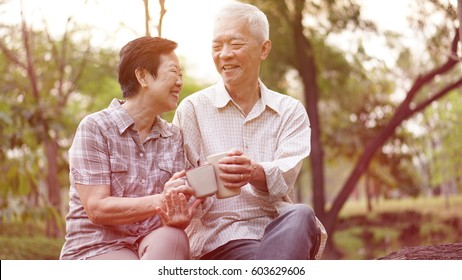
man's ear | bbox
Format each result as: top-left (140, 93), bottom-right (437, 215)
top-left (260, 40), bottom-right (272, 61)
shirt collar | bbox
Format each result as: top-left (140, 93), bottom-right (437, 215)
top-left (213, 79), bottom-right (282, 115)
top-left (214, 80), bottom-right (233, 108)
top-left (108, 98), bottom-right (173, 138)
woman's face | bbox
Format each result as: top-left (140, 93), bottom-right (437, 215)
top-left (146, 51), bottom-right (183, 112)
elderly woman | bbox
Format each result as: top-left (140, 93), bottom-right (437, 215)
top-left (60, 36), bottom-right (200, 260)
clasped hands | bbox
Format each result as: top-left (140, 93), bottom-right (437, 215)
top-left (156, 170), bottom-right (200, 229)
top-left (156, 150), bottom-right (255, 228)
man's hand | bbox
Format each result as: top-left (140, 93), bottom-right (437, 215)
top-left (218, 149), bottom-right (255, 188)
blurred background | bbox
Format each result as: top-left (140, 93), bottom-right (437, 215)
top-left (0, 0), bottom-right (461, 260)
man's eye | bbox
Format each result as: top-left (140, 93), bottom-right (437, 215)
top-left (231, 43), bottom-right (244, 49)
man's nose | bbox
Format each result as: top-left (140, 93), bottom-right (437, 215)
top-left (219, 44), bottom-right (233, 59)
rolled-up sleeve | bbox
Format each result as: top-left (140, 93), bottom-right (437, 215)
top-left (261, 101), bottom-right (311, 201)
top-left (69, 116), bottom-right (111, 186)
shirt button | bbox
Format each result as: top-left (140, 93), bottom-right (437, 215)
top-left (141, 179), bottom-right (146, 184)
top-left (139, 153), bottom-right (144, 157)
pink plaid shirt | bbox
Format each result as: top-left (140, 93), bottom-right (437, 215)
top-left (60, 99), bottom-right (184, 259)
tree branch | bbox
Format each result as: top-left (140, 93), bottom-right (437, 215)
top-left (0, 39), bottom-right (27, 69)
top-left (402, 27), bottom-right (459, 105)
top-left (326, 27), bottom-right (462, 235)
top-left (21, 9), bottom-right (41, 101)
top-left (143, 0), bottom-right (150, 36)
top-left (411, 76), bottom-right (462, 114)
top-left (157, 0), bottom-right (166, 37)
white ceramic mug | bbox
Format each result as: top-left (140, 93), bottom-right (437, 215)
top-left (185, 164), bottom-right (217, 198)
top-left (207, 152), bottom-right (241, 199)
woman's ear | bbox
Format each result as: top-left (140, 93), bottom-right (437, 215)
top-left (135, 68), bottom-right (147, 88)
top-left (260, 40), bottom-right (272, 61)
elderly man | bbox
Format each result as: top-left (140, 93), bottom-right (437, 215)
top-left (173, 1), bottom-right (326, 260)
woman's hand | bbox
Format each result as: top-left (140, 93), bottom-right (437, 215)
top-left (156, 190), bottom-right (202, 229)
top-left (163, 170), bottom-right (194, 201)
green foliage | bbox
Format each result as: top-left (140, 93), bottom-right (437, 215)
top-left (417, 91), bottom-right (462, 192)
top-left (0, 19), bottom-right (120, 227)
top-left (0, 222), bottom-right (63, 259)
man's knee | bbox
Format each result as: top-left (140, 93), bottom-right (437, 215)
top-left (286, 205), bottom-right (320, 259)
top-left (284, 204), bottom-right (316, 225)
top-left (284, 205), bottom-right (318, 241)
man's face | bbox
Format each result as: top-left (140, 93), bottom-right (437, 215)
top-left (212, 18), bottom-right (264, 87)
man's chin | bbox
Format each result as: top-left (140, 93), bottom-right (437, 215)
top-left (221, 75), bottom-right (241, 86)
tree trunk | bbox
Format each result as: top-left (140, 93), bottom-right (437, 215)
top-left (21, 12), bottom-right (63, 237)
top-left (45, 137), bottom-right (61, 237)
top-left (458, 0), bottom-right (462, 44)
top-left (365, 172), bottom-right (372, 212)
top-left (292, 0), bottom-right (326, 220)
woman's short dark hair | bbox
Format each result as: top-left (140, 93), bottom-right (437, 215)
top-left (117, 36), bottom-right (178, 98)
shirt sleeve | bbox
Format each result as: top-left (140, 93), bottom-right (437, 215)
top-left (173, 100), bottom-right (214, 217)
top-left (173, 99), bottom-right (203, 169)
top-left (260, 101), bottom-right (311, 201)
top-left (69, 115), bottom-right (111, 186)
top-left (170, 126), bottom-right (186, 174)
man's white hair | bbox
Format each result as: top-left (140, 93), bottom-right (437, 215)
top-left (214, 1), bottom-right (270, 43)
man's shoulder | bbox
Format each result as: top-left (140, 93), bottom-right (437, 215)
top-left (264, 88), bottom-right (304, 112)
top-left (266, 88), bottom-right (299, 102)
top-left (184, 84), bottom-right (216, 100)
top-left (178, 84), bottom-right (216, 109)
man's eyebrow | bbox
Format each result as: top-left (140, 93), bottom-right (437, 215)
top-left (213, 35), bottom-right (244, 42)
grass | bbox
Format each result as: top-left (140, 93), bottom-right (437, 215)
top-left (0, 236), bottom-right (63, 259)
top-left (0, 222), bottom-right (64, 260)
top-left (339, 195), bottom-right (462, 218)
top-left (0, 194), bottom-right (461, 259)
top-left (333, 194), bottom-right (462, 259)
